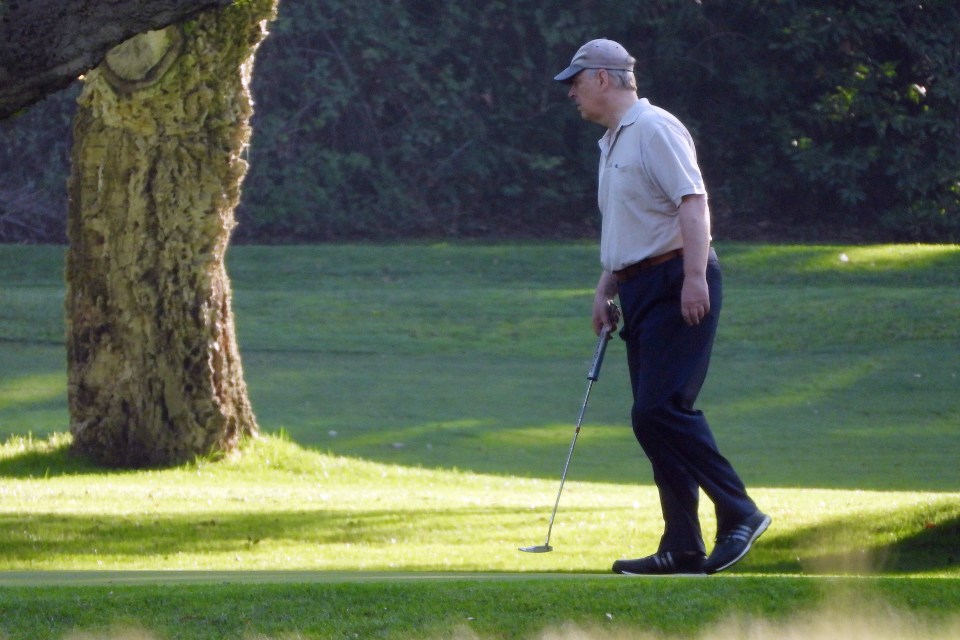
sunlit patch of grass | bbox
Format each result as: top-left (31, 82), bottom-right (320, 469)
top-left (0, 433), bottom-right (957, 576)
top-left (720, 243), bottom-right (960, 285)
top-left (838, 244), bottom-right (960, 269)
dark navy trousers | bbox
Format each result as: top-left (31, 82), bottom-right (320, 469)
top-left (617, 251), bottom-right (756, 554)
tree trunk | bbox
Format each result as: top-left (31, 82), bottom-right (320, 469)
top-left (66, 0), bottom-right (277, 467)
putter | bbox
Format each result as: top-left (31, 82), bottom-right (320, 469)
top-left (520, 303), bottom-right (619, 554)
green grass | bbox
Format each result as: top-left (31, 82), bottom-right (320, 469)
top-left (0, 242), bottom-right (959, 639)
top-left (1, 576), bottom-right (959, 640)
top-left (0, 433), bottom-right (956, 575)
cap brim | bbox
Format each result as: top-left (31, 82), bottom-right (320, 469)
top-left (553, 65), bottom-right (583, 83)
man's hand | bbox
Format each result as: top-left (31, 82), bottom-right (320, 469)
top-left (681, 274), bottom-right (710, 326)
top-left (593, 271), bottom-right (620, 335)
top-left (593, 297), bottom-right (620, 335)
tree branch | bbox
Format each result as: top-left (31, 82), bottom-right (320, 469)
top-left (0, 0), bottom-right (235, 119)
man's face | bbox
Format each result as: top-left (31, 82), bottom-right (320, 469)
top-left (567, 70), bottom-right (603, 123)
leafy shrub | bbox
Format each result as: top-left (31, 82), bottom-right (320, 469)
top-left (1, 0), bottom-right (957, 243)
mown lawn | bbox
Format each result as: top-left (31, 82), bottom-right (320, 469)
top-left (0, 242), bottom-right (958, 639)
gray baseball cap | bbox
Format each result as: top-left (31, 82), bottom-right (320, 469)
top-left (554, 39), bottom-right (635, 83)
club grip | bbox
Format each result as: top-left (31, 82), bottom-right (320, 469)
top-left (587, 328), bottom-right (611, 381)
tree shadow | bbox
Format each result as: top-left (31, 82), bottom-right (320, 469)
top-left (0, 440), bottom-right (102, 478)
top-left (2, 436), bottom-right (959, 576)
top-left (0, 504), bottom-right (526, 569)
top-left (883, 516), bottom-right (960, 573)
top-left (743, 510), bottom-right (960, 575)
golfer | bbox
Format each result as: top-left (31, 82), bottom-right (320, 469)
top-left (554, 39), bottom-right (770, 575)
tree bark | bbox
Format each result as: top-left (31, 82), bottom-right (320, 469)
top-left (66, 0), bottom-right (277, 467)
top-left (0, 0), bottom-right (234, 120)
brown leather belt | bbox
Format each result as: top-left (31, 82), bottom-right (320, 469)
top-left (613, 248), bottom-right (684, 283)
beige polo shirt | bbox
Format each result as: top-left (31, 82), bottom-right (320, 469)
top-left (597, 98), bottom-right (707, 272)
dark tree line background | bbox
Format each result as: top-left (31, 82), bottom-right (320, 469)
top-left (2, 0), bottom-right (958, 244)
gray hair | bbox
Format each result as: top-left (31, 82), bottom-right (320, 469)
top-left (587, 68), bottom-right (637, 91)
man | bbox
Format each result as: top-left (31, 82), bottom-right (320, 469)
top-left (554, 39), bottom-right (770, 575)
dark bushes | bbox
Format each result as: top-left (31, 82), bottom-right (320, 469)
top-left (2, 0), bottom-right (958, 243)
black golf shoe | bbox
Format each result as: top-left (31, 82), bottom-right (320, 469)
top-left (612, 551), bottom-right (706, 576)
top-left (704, 510), bottom-right (772, 575)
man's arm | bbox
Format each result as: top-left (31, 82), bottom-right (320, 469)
top-left (677, 194), bottom-right (711, 326)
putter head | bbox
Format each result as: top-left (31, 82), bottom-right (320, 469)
top-left (519, 544), bottom-right (553, 553)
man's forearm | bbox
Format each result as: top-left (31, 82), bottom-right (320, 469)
top-left (678, 194), bottom-right (710, 277)
top-left (677, 194), bottom-right (712, 325)
top-left (596, 270), bottom-right (619, 301)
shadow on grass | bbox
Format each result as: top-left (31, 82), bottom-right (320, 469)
top-left (0, 440), bottom-right (101, 478)
top-left (0, 504), bottom-right (526, 568)
top-left (747, 508), bottom-right (960, 575)
top-left (1, 498), bottom-right (957, 575)
top-left (240, 343), bottom-right (960, 492)
top-left (2, 442), bottom-right (959, 576)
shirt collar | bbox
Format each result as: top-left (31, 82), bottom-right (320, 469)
top-left (599, 98), bottom-right (650, 153)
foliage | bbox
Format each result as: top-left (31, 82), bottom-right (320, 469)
top-left (741, 1), bottom-right (960, 240)
top-left (0, 86), bottom-right (76, 242)
top-left (0, 0), bottom-right (958, 242)
top-left (240, 1), bottom-right (599, 240)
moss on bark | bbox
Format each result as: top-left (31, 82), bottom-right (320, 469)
top-left (66, 0), bottom-right (278, 467)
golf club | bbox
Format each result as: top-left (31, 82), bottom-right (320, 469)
top-left (520, 302), bottom-right (619, 553)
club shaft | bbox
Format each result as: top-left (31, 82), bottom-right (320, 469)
top-left (530, 325), bottom-right (613, 552)
top-left (542, 378), bottom-right (596, 547)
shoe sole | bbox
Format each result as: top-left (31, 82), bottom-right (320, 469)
top-left (706, 514), bottom-right (772, 575)
top-left (613, 552), bottom-right (706, 576)
top-left (617, 571), bottom-right (705, 577)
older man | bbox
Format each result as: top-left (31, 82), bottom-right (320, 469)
top-left (554, 39), bottom-right (770, 575)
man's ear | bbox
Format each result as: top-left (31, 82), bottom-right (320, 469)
top-left (595, 68), bottom-right (610, 89)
